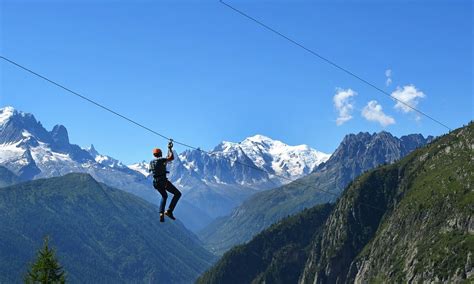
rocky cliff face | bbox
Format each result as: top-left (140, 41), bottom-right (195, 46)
top-left (300, 123), bottom-right (473, 283)
top-left (315, 131), bottom-right (433, 191)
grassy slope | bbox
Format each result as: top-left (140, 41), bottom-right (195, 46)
top-left (0, 173), bottom-right (215, 283)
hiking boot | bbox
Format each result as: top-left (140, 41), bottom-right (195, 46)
top-left (165, 210), bottom-right (176, 220)
top-left (160, 213), bottom-right (165, 223)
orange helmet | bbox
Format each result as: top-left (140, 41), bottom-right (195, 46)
top-left (152, 148), bottom-right (162, 156)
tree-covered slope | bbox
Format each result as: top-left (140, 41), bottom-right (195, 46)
top-left (200, 132), bottom-right (432, 255)
top-left (197, 122), bottom-right (473, 283)
top-left (0, 173), bottom-right (215, 283)
top-left (0, 165), bottom-right (20, 187)
top-left (197, 204), bottom-right (333, 284)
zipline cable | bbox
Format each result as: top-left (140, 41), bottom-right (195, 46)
top-left (0, 56), bottom-right (280, 178)
top-left (0, 56), bottom-right (414, 213)
top-left (0, 56), bottom-right (171, 142)
top-left (219, 0), bottom-right (453, 132)
top-left (0, 55), bottom-right (299, 181)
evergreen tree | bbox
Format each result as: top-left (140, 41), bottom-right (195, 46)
top-left (25, 236), bottom-right (66, 284)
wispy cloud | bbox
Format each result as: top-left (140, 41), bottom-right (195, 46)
top-left (333, 88), bottom-right (357, 125)
top-left (391, 85), bottom-right (425, 113)
top-left (362, 100), bottom-right (395, 127)
top-left (385, 69), bottom-right (392, 86)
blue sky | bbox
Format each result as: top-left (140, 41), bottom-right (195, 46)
top-left (1, 0), bottom-right (472, 164)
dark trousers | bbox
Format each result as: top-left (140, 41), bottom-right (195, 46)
top-left (153, 179), bottom-right (182, 213)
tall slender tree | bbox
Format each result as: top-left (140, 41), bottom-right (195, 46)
top-left (25, 236), bottom-right (66, 284)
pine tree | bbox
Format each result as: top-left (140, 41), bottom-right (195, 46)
top-left (25, 236), bottom-right (66, 284)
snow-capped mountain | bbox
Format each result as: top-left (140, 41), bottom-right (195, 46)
top-left (209, 135), bottom-right (330, 181)
top-left (129, 135), bottom-right (329, 186)
top-left (127, 135), bottom-right (330, 218)
top-left (128, 161), bottom-right (151, 177)
top-left (0, 107), bottom-right (139, 181)
top-left (86, 144), bottom-right (128, 169)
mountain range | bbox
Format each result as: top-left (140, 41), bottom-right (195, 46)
top-left (0, 106), bottom-right (212, 231)
top-left (200, 130), bottom-right (434, 255)
top-left (2, 105), bottom-right (465, 283)
top-left (0, 172), bottom-right (215, 283)
top-left (0, 106), bottom-right (329, 230)
top-left (129, 134), bottom-right (330, 218)
top-left (197, 122), bottom-right (473, 283)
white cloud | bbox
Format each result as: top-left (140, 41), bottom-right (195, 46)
top-left (385, 69), bottom-right (392, 86)
top-left (362, 100), bottom-right (395, 127)
top-left (391, 85), bottom-right (425, 113)
top-left (333, 88), bottom-right (357, 125)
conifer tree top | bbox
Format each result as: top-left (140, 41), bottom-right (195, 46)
top-left (25, 236), bottom-right (66, 284)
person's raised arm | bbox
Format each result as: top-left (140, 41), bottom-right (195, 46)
top-left (166, 140), bottom-right (174, 162)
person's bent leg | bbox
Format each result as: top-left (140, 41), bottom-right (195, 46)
top-left (165, 180), bottom-right (181, 212)
top-left (159, 190), bottom-right (168, 214)
top-left (153, 180), bottom-right (168, 213)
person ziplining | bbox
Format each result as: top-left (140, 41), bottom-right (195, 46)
top-left (149, 140), bottom-right (182, 222)
top-left (0, 51), bottom-right (453, 222)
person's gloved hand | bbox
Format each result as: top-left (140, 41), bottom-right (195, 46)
top-left (168, 140), bottom-right (174, 149)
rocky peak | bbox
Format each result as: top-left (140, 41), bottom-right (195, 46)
top-left (340, 132), bottom-right (371, 144)
top-left (87, 144), bottom-right (99, 157)
top-left (50, 125), bottom-right (70, 149)
top-left (315, 130), bottom-right (432, 185)
top-left (0, 106), bottom-right (51, 144)
top-left (373, 131), bottom-right (396, 142)
top-left (241, 134), bottom-right (275, 146)
top-left (0, 106), bottom-right (16, 127)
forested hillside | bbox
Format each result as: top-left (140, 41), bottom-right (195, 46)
top-left (0, 173), bottom-right (215, 283)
